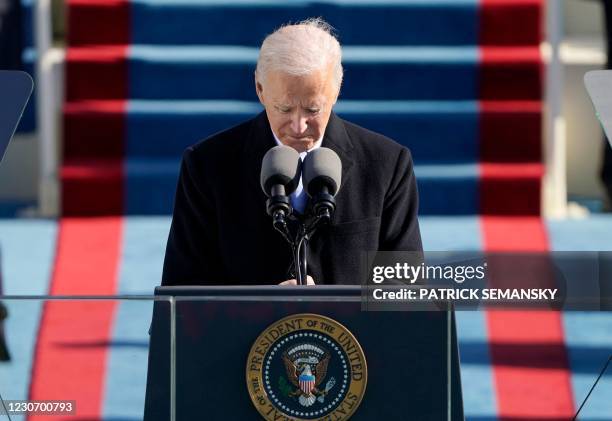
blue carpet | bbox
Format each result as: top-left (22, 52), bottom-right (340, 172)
top-left (2, 217), bottom-right (612, 418)
top-left (130, 0), bottom-right (479, 46)
top-left (103, 218), bottom-right (170, 419)
top-left (0, 219), bottom-right (56, 407)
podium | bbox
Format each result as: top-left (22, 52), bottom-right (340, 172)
top-left (0, 70), bottom-right (33, 361)
top-left (144, 286), bottom-right (464, 420)
top-left (0, 70), bottom-right (33, 162)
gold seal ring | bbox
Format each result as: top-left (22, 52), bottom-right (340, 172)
top-left (246, 313), bottom-right (367, 421)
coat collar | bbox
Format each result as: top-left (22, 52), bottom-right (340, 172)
top-left (321, 111), bottom-right (355, 190)
top-left (244, 111), bottom-right (355, 195)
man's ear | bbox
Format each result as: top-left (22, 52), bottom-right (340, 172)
top-left (255, 73), bottom-right (265, 105)
top-left (332, 86), bottom-right (340, 106)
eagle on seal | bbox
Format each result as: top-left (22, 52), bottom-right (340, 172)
top-left (282, 351), bottom-right (331, 406)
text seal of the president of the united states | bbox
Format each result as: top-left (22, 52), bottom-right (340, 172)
top-left (246, 314), bottom-right (367, 420)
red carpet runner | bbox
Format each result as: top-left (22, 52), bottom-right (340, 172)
top-left (482, 217), bottom-right (575, 419)
top-left (28, 218), bottom-right (123, 421)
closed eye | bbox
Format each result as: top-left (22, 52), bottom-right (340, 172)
top-left (275, 105), bottom-right (291, 114)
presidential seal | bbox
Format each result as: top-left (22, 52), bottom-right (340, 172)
top-left (246, 314), bottom-right (367, 421)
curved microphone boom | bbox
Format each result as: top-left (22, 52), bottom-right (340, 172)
top-left (302, 147), bottom-right (342, 222)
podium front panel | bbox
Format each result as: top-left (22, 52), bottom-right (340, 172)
top-left (144, 286), bottom-right (463, 420)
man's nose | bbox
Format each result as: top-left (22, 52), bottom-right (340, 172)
top-left (290, 113), bottom-right (308, 134)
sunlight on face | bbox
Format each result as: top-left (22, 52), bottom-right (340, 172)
top-left (256, 67), bottom-right (339, 153)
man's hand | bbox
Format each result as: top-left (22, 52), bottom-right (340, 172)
top-left (279, 276), bottom-right (315, 286)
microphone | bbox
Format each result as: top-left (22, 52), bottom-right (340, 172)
top-left (260, 145), bottom-right (301, 227)
top-left (303, 147), bottom-right (342, 221)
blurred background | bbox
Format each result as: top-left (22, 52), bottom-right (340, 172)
top-left (0, 0), bottom-right (611, 420)
top-left (2, 0), bottom-right (612, 216)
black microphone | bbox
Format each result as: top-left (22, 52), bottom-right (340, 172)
top-left (260, 145), bottom-right (301, 228)
top-left (303, 147), bottom-right (342, 221)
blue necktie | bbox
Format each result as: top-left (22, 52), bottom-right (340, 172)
top-left (291, 152), bottom-right (308, 214)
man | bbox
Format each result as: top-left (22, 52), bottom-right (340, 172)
top-left (161, 18), bottom-right (422, 286)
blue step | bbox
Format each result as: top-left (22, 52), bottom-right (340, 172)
top-left (67, 0), bottom-right (541, 47)
top-left (67, 46), bottom-right (486, 101)
top-left (123, 158), bottom-right (482, 215)
top-left (122, 100), bottom-right (478, 163)
top-left (127, 45), bottom-right (479, 100)
top-left (129, 0), bottom-right (479, 46)
top-left (67, 45), bottom-right (540, 101)
top-left (125, 159), bottom-right (181, 215)
top-left (415, 164), bottom-right (478, 215)
top-left (64, 100), bottom-right (482, 163)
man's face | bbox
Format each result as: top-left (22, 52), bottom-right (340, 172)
top-left (256, 66), bottom-right (339, 153)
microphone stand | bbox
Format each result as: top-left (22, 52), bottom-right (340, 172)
top-left (272, 211), bottom-right (331, 286)
top-left (293, 231), bottom-right (307, 286)
top-left (269, 187), bottom-right (335, 286)
top-left (292, 205), bottom-right (334, 285)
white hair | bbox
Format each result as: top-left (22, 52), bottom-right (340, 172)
top-left (255, 18), bottom-right (343, 93)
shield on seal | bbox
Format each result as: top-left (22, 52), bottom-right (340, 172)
top-left (299, 366), bottom-right (316, 395)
